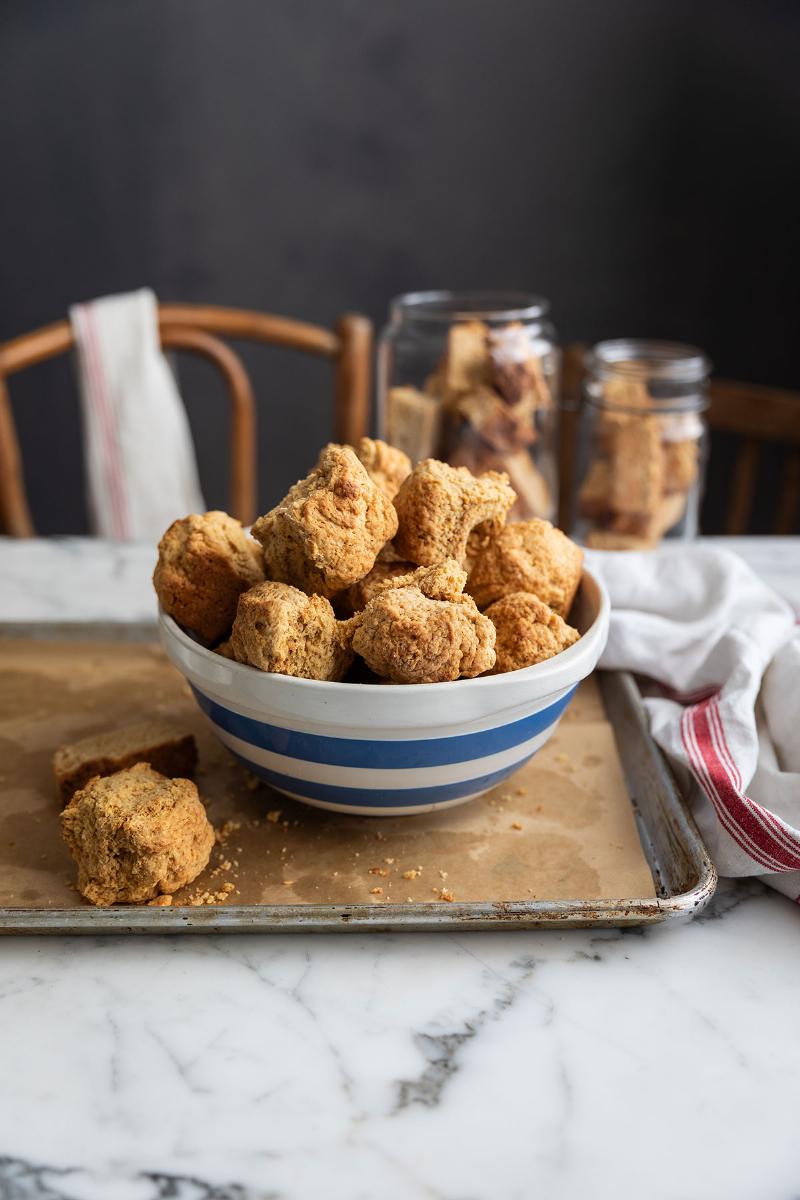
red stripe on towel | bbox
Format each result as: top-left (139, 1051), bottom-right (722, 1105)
top-left (681, 697), bottom-right (800, 872)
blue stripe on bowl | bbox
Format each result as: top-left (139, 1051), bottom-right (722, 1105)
top-left (190, 684), bottom-right (575, 770)
top-left (228, 749), bottom-right (535, 807)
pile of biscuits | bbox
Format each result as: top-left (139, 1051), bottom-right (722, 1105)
top-left (578, 371), bottom-right (702, 550)
top-left (153, 438), bottom-right (585, 685)
top-left (386, 319), bottom-right (555, 520)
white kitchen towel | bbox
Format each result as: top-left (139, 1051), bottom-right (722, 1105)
top-left (70, 289), bottom-right (205, 539)
top-left (588, 545), bottom-right (800, 901)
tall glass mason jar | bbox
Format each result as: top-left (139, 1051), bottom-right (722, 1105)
top-left (377, 291), bottom-right (559, 521)
top-left (573, 339), bottom-right (710, 549)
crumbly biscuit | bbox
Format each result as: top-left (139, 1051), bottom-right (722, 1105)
top-left (251, 444), bottom-right (398, 598)
top-left (338, 557), bottom-right (416, 618)
top-left (370, 558), bottom-right (468, 602)
top-left (386, 387), bottom-right (443, 464)
top-left (485, 592), bottom-right (579, 673)
top-left (350, 586), bottom-right (495, 684)
top-left (609, 417), bottom-right (664, 515)
top-left (466, 519), bottom-right (583, 617)
top-left (355, 437), bottom-right (412, 501)
top-left (393, 458), bottom-right (515, 567)
top-left (61, 763), bottom-right (214, 907)
top-left (153, 511), bottom-right (264, 644)
top-left (230, 581), bottom-right (352, 681)
top-left (53, 720), bottom-right (197, 806)
top-left (609, 490), bottom-right (688, 542)
top-left (663, 438), bottom-right (699, 493)
top-left (446, 321), bottom-right (491, 393)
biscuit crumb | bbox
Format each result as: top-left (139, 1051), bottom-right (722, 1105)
top-left (402, 868), bottom-right (421, 880)
top-left (516, 787), bottom-right (528, 796)
top-left (369, 866), bottom-right (389, 877)
top-left (555, 753), bottom-right (569, 765)
top-left (283, 879), bottom-right (295, 886)
top-left (384, 857), bottom-right (395, 864)
top-left (369, 887), bottom-right (383, 896)
top-left (148, 895), bottom-right (173, 907)
top-left (432, 887), bottom-right (455, 902)
top-left (215, 820), bottom-right (241, 845)
top-left (511, 821), bottom-right (523, 830)
top-left (267, 809), bottom-right (282, 823)
top-left (438, 870), bottom-right (448, 880)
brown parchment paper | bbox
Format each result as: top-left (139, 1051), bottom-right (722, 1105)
top-left (0, 640), bottom-right (655, 909)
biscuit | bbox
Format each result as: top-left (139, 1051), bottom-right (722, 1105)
top-left (393, 458), bottom-right (515, 567)
top-left (61, 763), bottom-right (214, 907)
top-left (466, 518), bottom-right (583, 617)
top-left (53, 720), bottom-right (197, 806)
top-left (251, 444), bottom-right (398, 598)
top-left (486, 592), bottom-right (579, 673)
top-left (355, 437), bottom-right (412, 501)
top-left (609, 417), bottom-right (664, 515)
top-left (153, 511), bottom-right (264, 644)
top-left (230, 581), bottom-right (352, 681)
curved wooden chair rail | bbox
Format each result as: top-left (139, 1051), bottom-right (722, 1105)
top-left (557, 344), bottom-right (800, 535)
top-left (0, 304), bottom-right (373, 537)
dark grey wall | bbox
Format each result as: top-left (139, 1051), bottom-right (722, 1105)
top-left (1, 0), bottom-right (798, 534)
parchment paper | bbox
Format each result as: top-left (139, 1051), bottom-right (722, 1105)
top-left (0, 640), bottom-right (655, 909)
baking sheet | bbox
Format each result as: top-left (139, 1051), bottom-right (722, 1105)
top-left (0, 638), bottom-right (656, 913)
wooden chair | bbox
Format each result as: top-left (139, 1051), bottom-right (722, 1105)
top-left (557, 344), bottom-right (800, 534)
top-left (0, 304), bottom-right (372, 537)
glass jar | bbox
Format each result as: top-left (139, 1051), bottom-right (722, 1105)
top-left (377, 291), bottom-right (559, 521)
top-left (573, 339), bottom-right (710, 549)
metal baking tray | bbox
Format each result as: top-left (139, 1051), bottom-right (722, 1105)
top-left (0, 622), bottom-right (716, 933)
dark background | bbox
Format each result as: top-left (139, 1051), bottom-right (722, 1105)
top-left (1, 0), bottom-right (798, 534)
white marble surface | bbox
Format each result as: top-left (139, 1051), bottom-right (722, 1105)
top-left (1, 536), bottom-right (799, 1200)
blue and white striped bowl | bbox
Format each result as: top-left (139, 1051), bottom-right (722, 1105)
top-left (158, 570), bottom-right (609, 816)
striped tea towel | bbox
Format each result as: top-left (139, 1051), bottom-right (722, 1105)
top-left (70, 289), bottom-right (205, 539)
top-left (589, 544), bottom-right (800, 900)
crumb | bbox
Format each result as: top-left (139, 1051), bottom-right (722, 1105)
top-left (245, 776), bottom-right (260, 791)
top-left (215, 819), bottom-right (241, 845)
top-left (148, 895), bottom-right (173, 907)
top-left (555, 753), bottom-right (569, 765)
top-left (283, 879), bottom-right (295, 886)
top-left (501, 793), bottom-right (512, 801)
top-left (516, 787), bottom-right (527, 796)
top-left (267, 809), bottom-right (282, 823)
top-left (432, 887), bottom-right (455, 902)
top-left (511, 822), bottom-right (523, 830)
top-left (438, 869), bottom-right (448, 880)
top-left (384, 857), bottom-right (395, 864)
top-left (369, 866), bottom-right (389, 877)
top-left (402, 868), bottom-right (421, 880)
top-left (369, 887), bottom-right (383, 896)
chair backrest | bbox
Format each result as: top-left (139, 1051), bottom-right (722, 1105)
top-left (0, 303), bottom-right (372, 536)
top-left (557, 344), bottom-right (800, 535)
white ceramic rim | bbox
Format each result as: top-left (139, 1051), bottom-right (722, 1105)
top-left (158, 568), bottom-right (610, 697)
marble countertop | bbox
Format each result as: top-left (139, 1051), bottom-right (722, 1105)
top-left (1, 536), bottom-right (799, 1200)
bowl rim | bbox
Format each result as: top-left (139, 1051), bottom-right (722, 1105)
top-left (158, 567), bottom-right (609, 696)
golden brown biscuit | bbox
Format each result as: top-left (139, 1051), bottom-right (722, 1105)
top-left (350, 586), bottom-right (495, 684)
top-left (584, 530), bottom-right (655, 550)
top-left (609, 417), bottom-right (664, 516)
top-left (53, 720), bottom-right (197, 806)
top-left (393, 459), bottom-right (515, 567)
top-left (230, 581), bottom-right (352, 681)
top-left (577, 459), bottom-right (611, 520)
top-left (153, 511), bottom-right (264, 644)
top-left (355, 437), bottom-right (412, 501)
top-left (663, 439), bottom-right (699, 493)
top-left (446, 320), bottom-right (491, 393)
top-left (370, 558), bottom-right (468, 602)
top-left (61, 763), bottom-right (214, 907)
top-left (338, 556), bottom-right (416, 617)
top-left (251, 444), bottom-right (398, 598)
top-left (386, 387), bottom-right (442, 463)
top-left (608, 490), bottom-right (688, 542)
top-left (486, 592), bottom-right (580, 673)
top-left (466, 519), bottom-right (583, 617)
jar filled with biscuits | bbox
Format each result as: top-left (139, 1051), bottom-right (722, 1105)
top-left (574, 340), bottom-right (710, 550)
top-left (378, 291), bottom-right (559, 521)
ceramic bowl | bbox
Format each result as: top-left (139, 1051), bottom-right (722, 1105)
top-left (158, 569), bottom-right (609, 816)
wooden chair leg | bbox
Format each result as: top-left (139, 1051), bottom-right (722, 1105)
top-left (334, 314), bottom-right (372, 445)
top-left (726, 438), bottom-right (760, 535)
top-left (776, 449), bottom-right (800, 534)
top-left (0, 374), bottom-right (34, 536)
